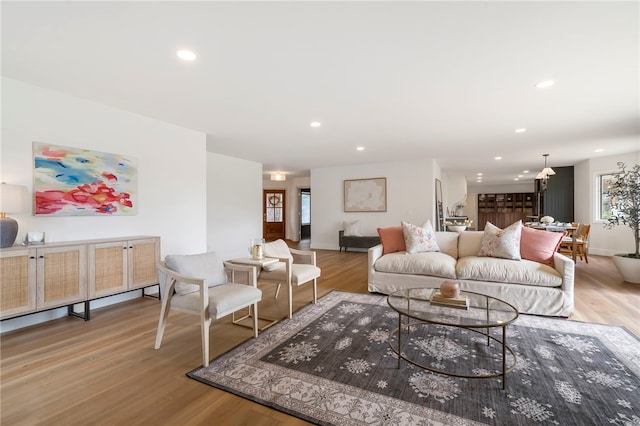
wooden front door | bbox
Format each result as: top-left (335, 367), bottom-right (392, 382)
top-left (263, 190), bottom-right (285, 240)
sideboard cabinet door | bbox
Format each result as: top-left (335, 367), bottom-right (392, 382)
top-left (128, 238), bottom-right (160, 289)
top-left (36, 245), bottom-right (87, 310)
top-left (0, 248), bottom-right (37, 319)
top-left (88, 241), bottom-right (128, 299)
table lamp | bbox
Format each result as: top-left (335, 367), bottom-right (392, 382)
top-left (0, 182), bottom-right (28, 248)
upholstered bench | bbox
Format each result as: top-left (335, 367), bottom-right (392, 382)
top-left (339, 230), bottom-right (381, 252)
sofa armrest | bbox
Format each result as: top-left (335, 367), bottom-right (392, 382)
top-left (553, 252), bottom-right (575, 297)
top-left (368, 244), bottom-right (384, 275)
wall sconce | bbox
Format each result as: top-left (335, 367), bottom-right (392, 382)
top-left (270, 172), bottom-right (286, 182)
top-left (0, 182), bottom-right (28, 248)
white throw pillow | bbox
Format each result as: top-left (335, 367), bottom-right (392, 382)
top-left (343, 220), bottom-right (361, 236)
top-left (401, 220), bottom-right (440, 254)
top-left (477, 221), bottom-right (522, 260)
top-left (165, 252), bottom-right (228, 295)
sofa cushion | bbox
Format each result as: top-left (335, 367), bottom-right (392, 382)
top-left (435, 231), bottom-right (459, 259)
top-left (520, 226), bottom-right (566, 265)
top-left (457, 231), bottom-right (484, 257)
top-left (401, 220), bottom-right (440, 254)
top-left (456, 256), bottom-right (562, 287)
top-left (377, 226), bottom-right (406, 254)
top-left (478, 221), bottom-right (523, 260)
top-left (165, 252), bottom-right (228, 295)
top-left (374, 251), bottom-right (457, 279)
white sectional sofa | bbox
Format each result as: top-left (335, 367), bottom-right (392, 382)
top-left (368, 231), bottom-right (575, 317)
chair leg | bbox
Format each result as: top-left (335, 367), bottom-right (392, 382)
top-left (252, 302), bottom-right (259, 338)
top-left (201, 316), bottom-right (212, 367)
top-left (288, 283), bottom-right (293, 319)
top-left (154, 294), bottom-right (172, 350)
top-left (312, 278), bottom-right (317, 304)
top-left (274, 283), bottom-right (282, 299)
top-left (584, 246), bottom-right (589, 263)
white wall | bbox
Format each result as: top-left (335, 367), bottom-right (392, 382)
top-left (1, 78), bottom-right (208, 331)
top-left (207, 153), bottom-right (262, 259)
top-left (574, 151), bottom-right (640, 256)
top-left (310, 159), bottom-right (438, 250)
top-left (443, 174), bottom-right (467, 217)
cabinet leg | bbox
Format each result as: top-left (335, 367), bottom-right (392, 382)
top-left (68, 301), bottom-right (90, 321)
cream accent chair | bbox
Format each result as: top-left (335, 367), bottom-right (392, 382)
top-left (154, 252), bottom-right (262, 367)
top-left (259, 239), bottom-right (321, 319)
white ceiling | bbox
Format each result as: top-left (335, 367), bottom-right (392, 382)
top-left (2, 1), bottom-right (639, 185)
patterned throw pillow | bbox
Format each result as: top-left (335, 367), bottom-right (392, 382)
top-left (477, 220), bottom-right (523, 260)
top-left (401, 220), bottom-right (440, 254)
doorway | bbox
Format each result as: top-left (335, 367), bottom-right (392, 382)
top-left (263, 190), bottom-right (285, 240)
top-left (299, 188), bottom-right (311, 239)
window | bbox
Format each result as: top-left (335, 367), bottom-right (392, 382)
top-left (300, 192), bottom-right (311, 225)
top-left (599, 173), bottom-right (619, 220)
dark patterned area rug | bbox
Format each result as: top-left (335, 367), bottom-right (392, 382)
top-left (188, 291), bottom-right (640, 425)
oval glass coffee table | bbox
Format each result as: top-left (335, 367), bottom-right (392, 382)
top-left (387, 287), bottom-right (519, 389)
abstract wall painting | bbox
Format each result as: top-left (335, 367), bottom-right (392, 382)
top-left (344, 177), bottom-right (387, 212)
top-left (33, 142), bottom-right (137, 216)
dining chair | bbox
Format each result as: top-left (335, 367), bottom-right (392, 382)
top-left (154, 252), bottom-right (262, 367)
top-left (559, 224), bottom-right (591, 263)
top-left (258, 239), bottom-right (321, 319)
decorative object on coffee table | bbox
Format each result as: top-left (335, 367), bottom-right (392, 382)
top-left (439, 279), bottom-right (460, 298)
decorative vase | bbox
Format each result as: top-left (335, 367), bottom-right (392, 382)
top-left (250, 238), bottom-right (265, 260)
top-left (448, 225), bottom-right (467, 232)
top-left (439, 280), bottom-right (460, 298)
top-left (611, 254), bottom-right (640, 284)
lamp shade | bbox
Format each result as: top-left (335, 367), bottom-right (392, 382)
top-left (0, 183), bottom-right (27, 214)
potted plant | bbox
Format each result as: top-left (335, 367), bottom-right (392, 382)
top-left (604, 161), bottom-right (640, 284)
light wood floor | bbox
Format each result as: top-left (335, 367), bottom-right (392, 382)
top-left (1, 244), bottom-right (639, 425)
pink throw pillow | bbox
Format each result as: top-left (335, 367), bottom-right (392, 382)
top-left (520, 226), bottom-right (566, 265)
top-left (377, 226), bottom-right (406, 254)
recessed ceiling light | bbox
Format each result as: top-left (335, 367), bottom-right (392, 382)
top-left (522, 170), bottom-right (529, 173)
top-left (515, 128), bottom-right (527, 133)
top-left (176, 50), bottom-right (197, 61)
top-left (494, 156), bottom-right (502, 160)
top-left (536, 80), bottom-right (555, 89)
top-left (514, 178), bottom-right (520, 181)
top-left (310, 121), bottom-right (322, 128)
top-left (356, 146), bottom-right (364, 151)
top-left (518, 175), bottom-right (523, 178)
top-left (477, 173), bottom-right (483, 176)
top-left (595, 148), bottom-right (605, 153)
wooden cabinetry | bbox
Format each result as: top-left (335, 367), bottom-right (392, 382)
top-left (88, 237), bottom-right (160, 298)
top-left (0, 245), bottom-right (86, 318)
top-left (477, 193), bottom-right (538, 229)
top-left (1, 236), bottom-right (159, 320)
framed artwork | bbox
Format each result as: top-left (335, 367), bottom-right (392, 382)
top-left (344, 178), bottom-right (387, 212)
top-left (33, 142), bottom-right (137, 216)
